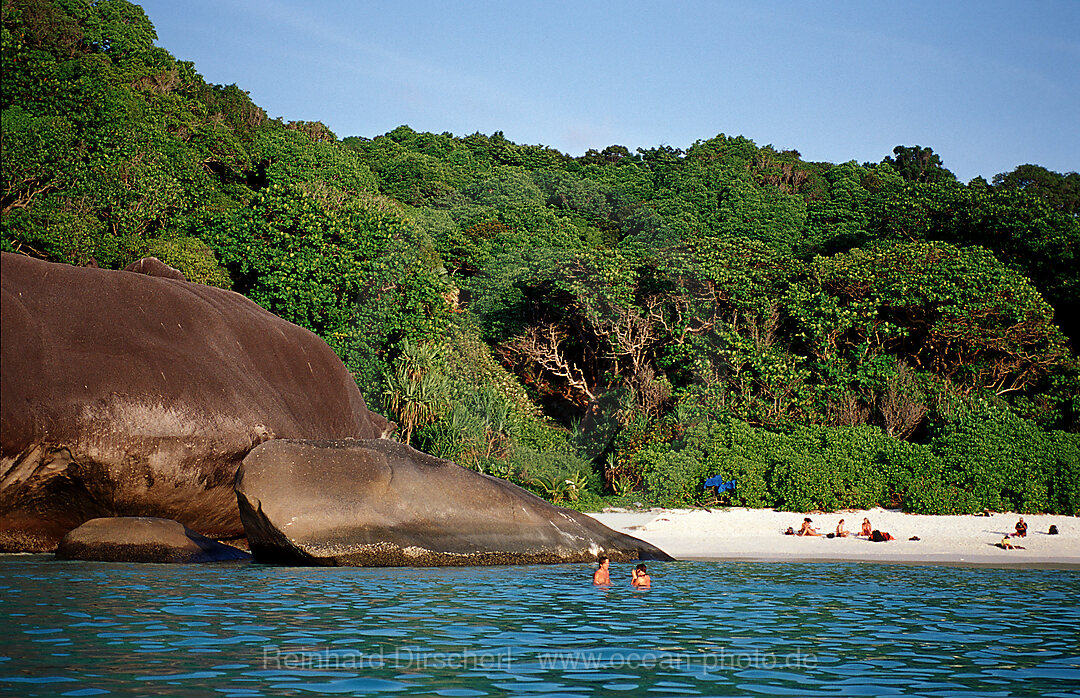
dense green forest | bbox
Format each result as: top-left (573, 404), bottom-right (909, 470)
top-left (3, 0), bottom-right (1079, 514)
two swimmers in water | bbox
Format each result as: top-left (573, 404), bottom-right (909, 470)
top-left (593, 557), bottom-right (651, 588)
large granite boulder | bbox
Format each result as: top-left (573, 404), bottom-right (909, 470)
top-left (235, 438), bottom-right (674, 566)
top-left (1, 253), bottom-right (391, 552)
top-left (56, 516), bottom-right (252, 563)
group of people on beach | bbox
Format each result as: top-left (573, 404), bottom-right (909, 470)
top-left (784, 513), bottom-right (1057, 550)
top-left (787, 516), bottom-right (894, 541)
top-left (991, 515), bottom-right (1062, 549)
top-left (998, 517), bottom-right (1029, 549)
top-left (592, 556), bottom-right (651, 588)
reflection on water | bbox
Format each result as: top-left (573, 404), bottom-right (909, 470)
top-left (1, 557), bottom-right (1078, 695)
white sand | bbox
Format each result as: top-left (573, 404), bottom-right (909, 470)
top-left (587, 507), bottom-right (1080, 569)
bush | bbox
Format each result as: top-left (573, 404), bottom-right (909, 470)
top-left (689, 419), bottom-right (774, 508)
top-left (927, 403), bottom-right (1054, 513)
top-left (145, 236), bottom-right (231, 287)
top-left (508, 445), bottom-right (593, 496)
top-left (764, 425), bottom-right (890, 512)
top-left (640, 445), bottom-right (708, 506)
top-left (901, 477), bottom-right (981, 515)
top-left (1048, 431), bottom-right (1080, 515)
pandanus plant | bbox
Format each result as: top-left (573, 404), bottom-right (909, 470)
top-left (381, 340), bottom-right (449, 446)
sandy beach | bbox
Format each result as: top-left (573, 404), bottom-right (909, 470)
top-left (587, 507), bottom-right (1080, 569)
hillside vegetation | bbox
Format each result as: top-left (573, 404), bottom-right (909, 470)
top-left (3, 0), bottom-right (1078, 514)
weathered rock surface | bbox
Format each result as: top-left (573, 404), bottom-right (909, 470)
top-left (122, 256), bottom-right (188, 281)
top-left (235, 438), bottom-right (674, 566)
top-left (56, 516), bottom-right (251, 563)
top-left (1, 253), bottom-right (392, 552)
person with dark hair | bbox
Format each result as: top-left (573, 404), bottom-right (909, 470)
top-left (835, 519), bottom-right (852, 538)
top-left (860, 518), bottom-right (873, 537)
top-left (1014, 517), bottom-right (1028, 538)
top-left (798, 518), bottom-right (821, 536)
top-left (593, 556), bottom-right (610, 585)
top-left (631, 563), bottom-right (651, 588)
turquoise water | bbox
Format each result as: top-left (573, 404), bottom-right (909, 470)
top-left (1, 557), bottom-right (1078, 696)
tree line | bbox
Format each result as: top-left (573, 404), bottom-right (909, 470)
top-left (3, 0), bottom-right (1078, 514)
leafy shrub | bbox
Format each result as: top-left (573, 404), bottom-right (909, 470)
top-left (927, 403), bottom-right (1053, 513)
top-left (901, 477), bottom-right (981, 515)
top-left (509, 445), bottom-right (592, 495)
top-left (685, 419), bottom-right (775, 508)
top-left (639, 445), bottom-right (708, 506)
top-left (144, 236), bottom-right (231, 288)
top-left (1048, 431), bottom-right (1080, 516)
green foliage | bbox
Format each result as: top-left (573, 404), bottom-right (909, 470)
top-left (639, 445), bottom-right (706, 506)
top-left (768, 425), bottom-right (891, 512)
top-left (993, 164), bottom-right (1080, 216)
top-left (882, 145), bottom-right (956, 184)
top-left (204, 183), bottom-right (450, 372)
top-left (4, 0), bottom-right (1078, 513)
top-left (381, 339), bottom-right (450, 446)
top-left (251, 124), bottom-right (378, 195)
top-left (917, 403), bottom-right (1074, 514)
top-left (143, 235), bottom-right (230, 287)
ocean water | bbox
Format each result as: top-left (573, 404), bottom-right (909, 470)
top-left (0, 557), bottom-right (1078, 696)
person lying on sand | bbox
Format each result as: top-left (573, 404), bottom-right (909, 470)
top-left (1014, 517), bottom-right (1028, 538)
top-left (835, 519), bottom-right (852, 537)
top-left (798, 518), bottom-right (821, 536)
top-left (631, 563), bottom-right (651, 588)
top-left (997, 536), bottom-right (1024, 550)
top-left (869, 529), bottom-right (894, 542)
top-left (860, 518), bottom-right (872, 537)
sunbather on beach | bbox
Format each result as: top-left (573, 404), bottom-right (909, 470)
top-left (631, 563), bottom-right (651, 588)
top-left (860, 518), bottom-right (872, 537)
top-left (1014, 517), bottom-right (1028, 538)
top-left (798, 518), bottom-right (821, 536)
top-left (997, 536), bottom-right (1024, 550)
top-left (835, 519), bottom-right (851, 537)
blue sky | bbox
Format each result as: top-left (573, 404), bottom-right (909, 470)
top-left (138, 0), bottom-right (1079, 182)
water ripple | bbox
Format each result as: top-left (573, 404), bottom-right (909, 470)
top-left (1, 557), bottom-right (1078, 695)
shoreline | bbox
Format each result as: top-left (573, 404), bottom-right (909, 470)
top-left (586, 506), bottom-right (1080, 571)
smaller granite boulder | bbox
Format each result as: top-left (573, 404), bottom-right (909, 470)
top-left (56, 517), bottom-right (252, 563)
top-left (122, 256), bottom-right (187, 280)
top-left (235, 438), bottom-right (674, 566)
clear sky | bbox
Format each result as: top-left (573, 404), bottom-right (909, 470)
top-left (137, 0), bottom-right (1079, 183)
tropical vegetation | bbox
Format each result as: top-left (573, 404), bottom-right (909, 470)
top-left (3, 0), bottom-right (1078, 514)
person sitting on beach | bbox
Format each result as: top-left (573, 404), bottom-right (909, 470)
top-left (835, 519), bottom-right (852, 538)
top-left (997, 536), bottom-right (1024, 550)
top-left (593, 556), bottom-right (610, 585)
top-left (860, 518), bottom-right (873, 537)
top-left (798, 518), bottom-right (821, 536)
top-left (1014, 517), bottom-right (1028, 538)
top-left (631, 563), bottom-right (651, 588)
